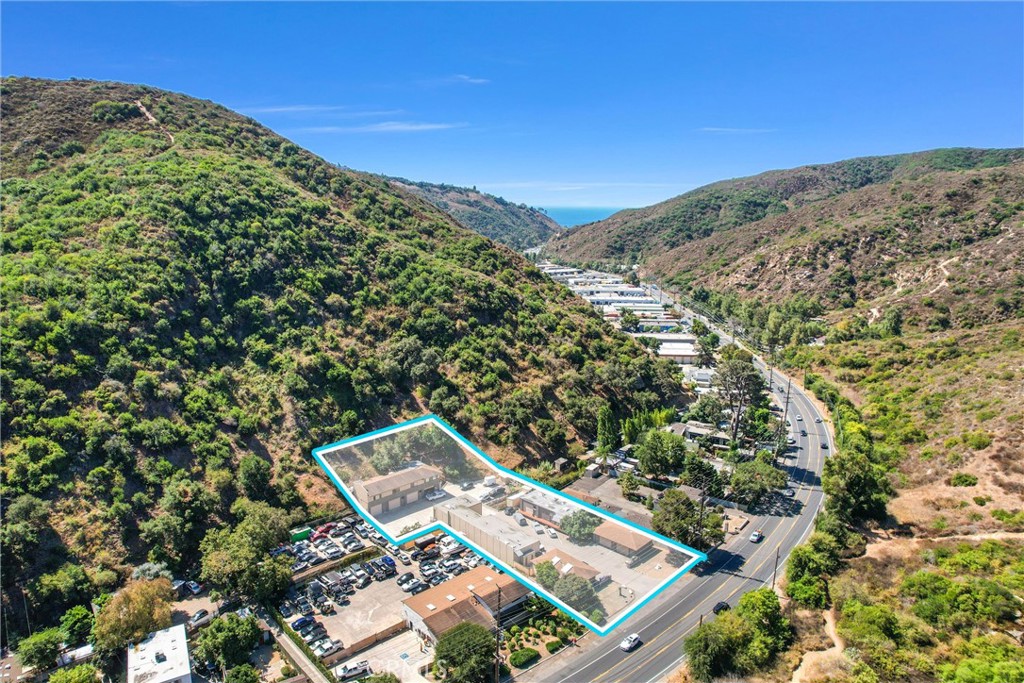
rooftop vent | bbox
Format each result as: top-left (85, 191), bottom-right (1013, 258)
top-left (155, 652), bottom-right (167, 663)
top-left (426, 603), bottom-right (436, 611)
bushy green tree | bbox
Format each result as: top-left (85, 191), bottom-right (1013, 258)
top-left (434, 622), bottom-right (496, 683)
top-left (634, 430), bottom-right (687, 477)
top-left (60, 605), bottom-right (94, 645)
top-left (200, 501), bottom-right (291, 601)
top-left (534, 561), bottom-right (559, 591)
top-left (225, 665), bottom-right (260, 683)
top-left (237, 455), bottom-right (272, 500)
top-left (729, 459), bottom-right (787, 505)
top-left (553, 574), bottom-right (598, 613)
top-left (597, 404), bottom-right (620, 451)
top-left (195, 615), bottom-right (261, 671)
top-left (17, 627), bottom-right (64, 671)
top-left (559, 510), bottom-right (602, 544)
top-left (93, 579), bottom-right (174, 652)
top-left (49, 665), bottom-right (98, 683)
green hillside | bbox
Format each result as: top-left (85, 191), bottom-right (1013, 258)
top-left (388, 177), bottom-right (562, 250)
top-left (546, 149), bottom-right (1024, 263)
top-left (0, 77), bottom-right (680, 635)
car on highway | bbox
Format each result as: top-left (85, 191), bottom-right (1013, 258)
top-left (750, 530), bottom-right (764, 543)
top-left (815, 417), bottom-right (822, 423)
top-left (796, 415), bottom-right (802, 421)
top-left (821, 442), bottom-right (829, 449)
top-left (620, 633), bottom-right (641, 652)
top-left (712, 601), bottom-right (730, 615)
top-left (783, 488), bottom-right (796, 497)
top-left (800, 429), bottom-right (807, 437)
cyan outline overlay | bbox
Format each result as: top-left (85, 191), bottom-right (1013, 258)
top-left (312, 414), bottom-right (705, 636)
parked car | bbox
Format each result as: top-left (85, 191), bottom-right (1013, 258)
top-left (337, 661), bottom-right (371, 680)
top-left (460, 481), bottom-right (474, 491)
top-left (546, 527), bottom-right (558, 539)
top-left (532, 522), bottom-right (544, 534)
top-left (620, 633), bottom-right (641, 652)
top-left (397, 552), bottom-right (412, 565)
top-left (410, 582), bottom-right (429, 595)
top-left (290, 616), bottom-right (313, 631)
top-left (314, 639), bottom-right (343, 658)
top-left (189, 609), bottom-right (212, 629)
top-left (278, 603), bottom-right (294, 618)
top-left (424, 489), bottom-right (446, 502)
top-left (713, 601), bottom-right (730, 615)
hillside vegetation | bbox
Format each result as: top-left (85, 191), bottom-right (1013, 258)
top-left (546, 149), bottom-right (1024, 264)
top-left (388, 177), bottom-right (562, 250)
top-left (0, 77), bottom-right (681, 638)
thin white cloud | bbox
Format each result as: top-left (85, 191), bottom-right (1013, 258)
top-left (296, 121), bottom-right (468, 134)
top-left (697, 126), bottom-right (778, 134)
top-left (418, 74), bottom-right (491, 87)
top-left (240, 105), bottom-right (406, 118)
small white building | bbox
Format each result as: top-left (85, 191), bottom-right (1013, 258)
top-left (127, 624), bottom-right (191, 683)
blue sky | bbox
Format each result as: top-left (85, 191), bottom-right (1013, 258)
top-left (3, 2), bottom-right (1022, 209)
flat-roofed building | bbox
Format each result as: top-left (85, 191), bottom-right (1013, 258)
top-left (352, 463), bottom-right (443, 515)
top-left (517, 489), bottom-right (574, 529)
top-left (594, 520), bottom-right (653, 558)
top-left (127, 624), bottom-right (191, 683)
top-left (432, 496), bottom-right (542, 569)
top-left (402, 566), bottom-right (531, 644)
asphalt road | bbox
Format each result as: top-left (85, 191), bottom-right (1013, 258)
top-left (532, 289), bottom-right (832, 683)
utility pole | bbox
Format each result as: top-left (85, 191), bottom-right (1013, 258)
top-left (495, 585), bottom-right (502, 683)
top-left (771, 546), bottom-right (781, 590)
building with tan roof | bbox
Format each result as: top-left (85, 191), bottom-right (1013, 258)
top-left (401, 565), bottom-right (531, 644)
top-left (351, 463), bottom-right (443, 515)
top-left (531, 548), bottom-right (600, 582)
top-left (594, 520), bottom-right (653, 557)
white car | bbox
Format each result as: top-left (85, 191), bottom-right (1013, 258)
top-left (546, 527), bottom-right (558, 539)
top-left (424, 489), bottom-right (446, 501)
top-left (620, 633), bottom-right (641, 652)
top-left (796, 415), bottom-right (803, 421)
top-left (337, 661), bottom-right (371, 680)
top-left (532, 522), bottom-right (544, 534)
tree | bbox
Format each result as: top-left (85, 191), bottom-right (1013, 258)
top-left (683, 618), bottom-right (733, 683)
top-left (618, 470), bottom-right (640, 499)
top-left (729, 459), bottom-right (787, 506)
top-left (634, 430), bottom-right (687, 477)
top-left (596, 404), bottom-right (620, 451)
top-left (200, 501), bottom-right (291, 601)
top-left (696, 334), bottom-right (719, 368)
top-left (225, 665), bottom-right (260, 683)
top-left (822, 450), bottom-right (891, 523)
top-left (652, 489), bottom-right (724, 550)
top-left (93, 578), bottom-right (174, 652)
top-left (17, 627), bottom-right (64, 671)
top-left (237, 455), bottom-right (272, 499)
top-left (691, 319), bottom-right (710, 337)
top-left (60, 605), bottom-right (95, 645)
top-left (620, 310), bottom-right (640, 332)
top-left (713, 357), bottom-right (767, 442)
top-left (686, 394), bottom-right (724, 425)
top-left (195, 614), bottom-right (261, 670)
top-left (49, 665), bottom-right (98, 683)
top-left (735, 588), bottom-right (791, 658)
top-left (553, 574), bottom-right (599, 613)
top-left (534, 561), bottom-right (559, 591)
top-left (559, 510), bottom-right (602, 544)
top-left (434, 622), bottom-right (496, 683)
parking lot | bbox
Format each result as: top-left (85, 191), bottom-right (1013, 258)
top-left (276, 519), bottom-right (492, 667)
top-left (332, 630), bottom-right (431, 683)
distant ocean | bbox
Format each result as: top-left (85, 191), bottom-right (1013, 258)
top-left (543, 207), bottom-right (624, 227)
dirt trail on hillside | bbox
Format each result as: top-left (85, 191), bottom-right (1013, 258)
top-left (135, 100), bottom-right (175, 144)
top-left (862, 530), bottom-right (1024, 560)
top-left (791, 608), bottom-right (845, 683)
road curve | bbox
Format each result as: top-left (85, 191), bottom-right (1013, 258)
top-left (531, 292), bottom-right (832, 683)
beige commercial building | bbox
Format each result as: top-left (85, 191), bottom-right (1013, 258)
top-left (352, 463), bottom-right (443, 515)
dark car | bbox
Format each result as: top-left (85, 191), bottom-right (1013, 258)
top-left (712, 601), bottom-right (730, 615)
top-left (290, 616), bottom-right (313, 631)
top-left (410, 582), bottom-right (429, 595)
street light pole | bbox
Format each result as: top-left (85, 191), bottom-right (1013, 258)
top-left (771, 546), bottom-right (781, 590)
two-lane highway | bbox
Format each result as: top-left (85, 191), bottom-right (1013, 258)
top-left (532, 285), bottom-right (832, 683)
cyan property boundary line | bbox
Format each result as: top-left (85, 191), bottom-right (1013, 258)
top-left (311, 414), bottom-right (705, 636)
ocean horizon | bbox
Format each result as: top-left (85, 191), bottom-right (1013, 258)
top-left (543, 206), bottom-right (624, 227)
